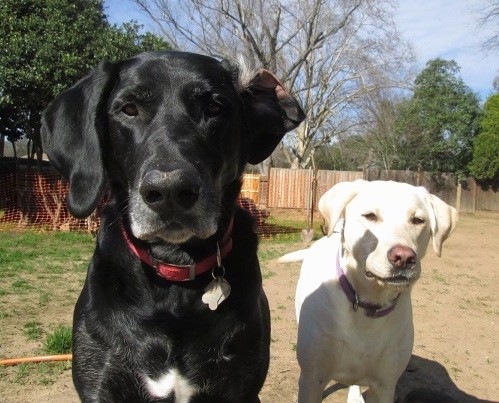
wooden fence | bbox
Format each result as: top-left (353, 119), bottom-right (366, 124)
top-left (266, 168), bottom-right (363, 209)
top-left (364, 170), bottom-right (499, 213)
top-left (244, 168), bottom-right (499, 213)
top-left (240, 174), bottom-right (260, 204)
top-left (460, 179), bottom-right (499, 212)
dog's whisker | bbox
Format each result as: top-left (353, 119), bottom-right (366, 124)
top-left (102, 201), bottom-right (130, 229)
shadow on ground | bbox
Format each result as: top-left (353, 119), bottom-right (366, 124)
top-left (322, 355), bottom-right (494, 403)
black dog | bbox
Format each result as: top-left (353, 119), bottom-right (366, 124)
top-left (41, 51), bottom-right (304, 402)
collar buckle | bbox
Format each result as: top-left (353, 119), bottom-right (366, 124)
top-left (189, 264), bottom-right (196, 281)
top-left (353, 293), bottom-right (359, 311)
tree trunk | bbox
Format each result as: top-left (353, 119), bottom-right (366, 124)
top-left (0, 134), bottom-right (5, 157)
top-left (11, 140), bottom-right (17, 159)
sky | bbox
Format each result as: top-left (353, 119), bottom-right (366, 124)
top-left (103, 0), bottom-right (499, 101)
top-left (395, 0), bottom-right (498, 101)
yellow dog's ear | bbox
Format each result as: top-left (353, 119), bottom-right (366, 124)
top-left (318, 180), bottom-right (366, 236)
top-left (426, 193), bottom-right (458, 256)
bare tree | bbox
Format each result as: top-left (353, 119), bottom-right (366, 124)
top-left (134, 0), bottom-right (414, 169)
top-left (351, 89), bottom-right (409, 170)
top-left (475, 0), bottom-right (499, 54)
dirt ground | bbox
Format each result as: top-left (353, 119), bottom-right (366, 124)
top-left (1, 212), bottom-right (498, 402)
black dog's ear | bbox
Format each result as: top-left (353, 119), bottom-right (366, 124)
top-left (244, 70), bottom-right (305, 164)
top-left (41, 61), bottom-right (117, 218)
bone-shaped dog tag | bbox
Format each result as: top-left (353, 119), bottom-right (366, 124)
top-left (202, 277), bottom-right (231, 310)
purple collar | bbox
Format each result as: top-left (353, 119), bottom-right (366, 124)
top-left (336, 250), bottom-right (400, 318)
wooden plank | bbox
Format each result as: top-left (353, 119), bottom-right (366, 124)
top-left (241, 174), bottom-right (260, 204)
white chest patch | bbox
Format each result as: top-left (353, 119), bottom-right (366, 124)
top-left (144, 368), bottom-right (197, 402)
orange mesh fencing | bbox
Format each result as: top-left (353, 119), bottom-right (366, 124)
top-left (0, 166), bottom-right (103, 233)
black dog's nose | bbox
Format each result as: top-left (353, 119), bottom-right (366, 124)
top-left (387, 245), bottom-right (417, 270)
top-left (139, 169), bottom-right (200, 212)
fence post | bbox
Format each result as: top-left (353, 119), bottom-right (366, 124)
top-left (258, 175), bottom-right (268, 208)
top-left (266, 165), bottom-right (271, 209)
top-left (472, 178), bottom-right (477, 213)
top-left (456, 181), bottom-right (462, 213)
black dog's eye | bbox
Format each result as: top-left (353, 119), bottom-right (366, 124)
top-left (205, 99), bottom-right (223, 118)
top-left (121, 103), bottom-right (139, 117)
top-left (411, 217), bottom-right (425, 225)
top-left (362, 212), bottom-right (378, 222)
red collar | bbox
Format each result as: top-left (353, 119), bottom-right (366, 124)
top-left (122, 219), bottom-right (233, 282)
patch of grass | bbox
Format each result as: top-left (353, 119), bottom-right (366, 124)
top-left (260, 232), bottom-right (303, 243)
top-left (0, 249), bottom-right (39, 266)
top-left (44, 325), bottom-right (72, 354)
top-left (1, 357), bottom-right (71, 388)
top-left (75, 261), bottom-right (90, 273)
top-left (37, 362), bottom-right (63, 386)
top-left (258, 241), bottom-right (310, 264)
top-left (0, 231), bottom-right (91, 364)
top-left (450, 365), bottom-right (462, 380)
top-left (39, 292), bottom-right (51, 307)
top-left (14, 363), bottom-right (30, 385)
top-left (0, 231), bottom-right (94, 276)
top-left (262, 269), bottom-right (276, 279)
top-left (259, 245), bottom-right (294, 261)
top-left (40, 376), bottom-right (55, 386)
top-left (11, 279), bottom-right (35, 293)
top-left (23, 321), bottom-right (43, 341)
top-left (36, 361), bottom-right (72, 386)
top-left (431, 269), bottom-right (450, 285)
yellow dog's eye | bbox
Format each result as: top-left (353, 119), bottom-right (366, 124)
top-left (362, 212), bottom-right (377, 222)
top-left (411, 217), bottom-right (425, 225)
